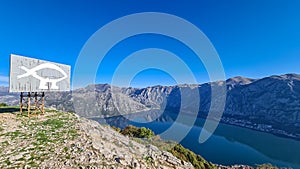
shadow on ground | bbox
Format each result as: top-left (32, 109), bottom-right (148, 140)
top-left (0, 107), bottom-right (20, 113)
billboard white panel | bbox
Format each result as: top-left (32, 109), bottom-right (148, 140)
top-left (9, 54), bottom-right (71, 92)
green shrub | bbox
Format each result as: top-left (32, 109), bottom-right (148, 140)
top-left (138, 127), bottom-right (155, 139)
top-left (169, 144), bottom-right (216, 169)
top-left (121, 125), bottom-right (139, 137)
top-left (111, 126), bottom-right (121, 133)
top-left (0, 103), bottom-right (8, 107)
top-left (121, 125), bottom-right (155, 139)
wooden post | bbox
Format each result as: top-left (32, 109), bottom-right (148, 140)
top-left (20, 92), bottom-right (23, 114)
top-left (18, 92), bottom-right (45, 117)
top-left (27, 92), bottom-right (31, 117)
top-left (42, 92), bottom-right (45, 114)
top-left (34, 92), bottom-right (38, 115)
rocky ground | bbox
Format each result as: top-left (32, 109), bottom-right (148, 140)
top-left (0, 109), bottom-right (283, 169)
top-left (0, 109), bottom-right (193, 168)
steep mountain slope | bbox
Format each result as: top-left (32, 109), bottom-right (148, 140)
top-left (70, 84), bottom-right (149, 117)
top-left (0, 109), bottom-right (275, 169)
top-left (1, 74), bottom-right (300, 137)
top-left (0, 110), bottom-right (195, 168)
top-left (224, 74), bottom-right (300, 132)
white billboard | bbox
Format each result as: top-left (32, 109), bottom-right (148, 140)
top-left (9, 54), bottom-right (71, 92)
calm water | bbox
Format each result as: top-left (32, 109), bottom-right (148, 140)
top-left (93, 111), bottom-right (300, 168)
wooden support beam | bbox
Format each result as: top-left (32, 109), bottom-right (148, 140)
top-left (19, 92), bottom-right (45, 117)
top-left (34, 92), bottom-right (38, 114)
top-left (27, 92), bottom-right (30, 117)
top-left (20, 92), bottom-right (23, 114)
top-left (42, 92), bottom-right (45, 114)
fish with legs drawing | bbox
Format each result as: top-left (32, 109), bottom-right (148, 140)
top-left (17, 63), bottom-right (68, 90)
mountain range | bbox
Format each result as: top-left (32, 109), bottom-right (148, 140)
top-left (1, 73), bottom-right (300, 137)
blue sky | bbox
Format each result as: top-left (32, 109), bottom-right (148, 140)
top-left (0, 0), bottom-right (300, 87)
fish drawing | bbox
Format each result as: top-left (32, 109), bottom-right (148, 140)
top-left (17, 63), bottom-right (68, 90)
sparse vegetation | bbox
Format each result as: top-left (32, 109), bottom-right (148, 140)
top-left (144, 155), bottom-right (154, 164)
top-left (42, 118), bottom-right (64, 129)
top-left (114, 125), bottom-right (155, 139)
top-left (115, 125), bottom-right (216, 169)
top-left (111, 126), bottom-right (121, 133)
top-left (170, 144), bottom-right (216, 169)
top-left (4, 130), bottom-right (26, 139)
top-left (0, 109), bottom-right (83, 168)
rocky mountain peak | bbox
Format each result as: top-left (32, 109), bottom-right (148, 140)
top-left (269, 73), bottom-right (300, 81)
top-left (226, 76), bottom-right (256, 86)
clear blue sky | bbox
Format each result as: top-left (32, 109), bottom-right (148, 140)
top-left (0, 0), bottom-right (299, 87)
